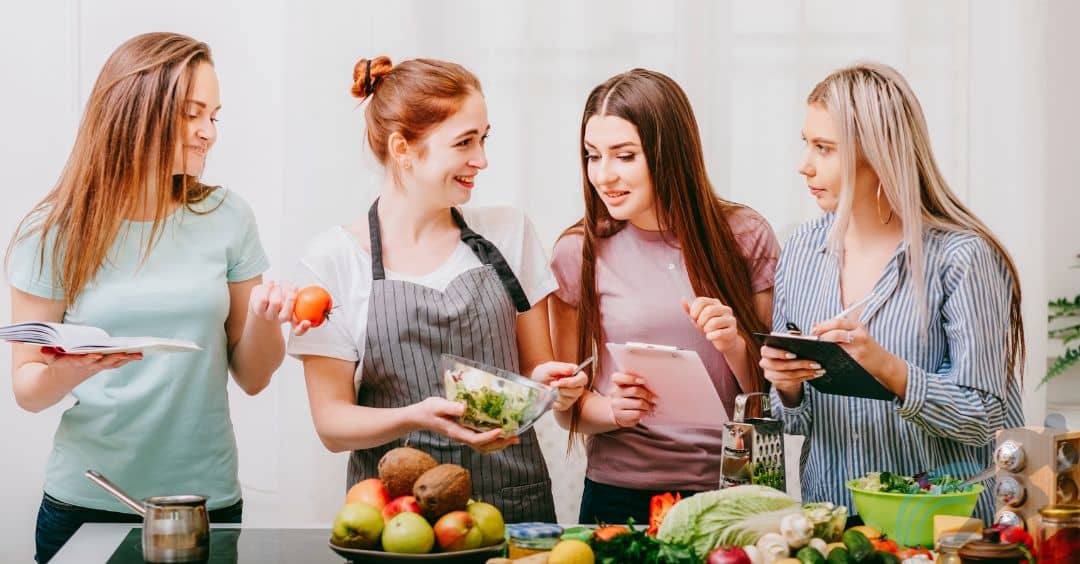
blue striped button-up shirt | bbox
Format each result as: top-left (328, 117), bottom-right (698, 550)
top-left (770, 213), bottom-right (1024, 523)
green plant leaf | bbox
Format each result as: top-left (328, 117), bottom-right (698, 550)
top-left (1039, 345), bottom-right (1080, 388)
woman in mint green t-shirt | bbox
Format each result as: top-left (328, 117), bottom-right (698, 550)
top-left (6, 33), bottom-right (306, 564)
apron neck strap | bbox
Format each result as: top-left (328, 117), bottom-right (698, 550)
top-left (367, 199), bottom-right (532, 313)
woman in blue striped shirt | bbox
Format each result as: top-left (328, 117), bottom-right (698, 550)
top-left (762, 62), bottom-right (1025, 524)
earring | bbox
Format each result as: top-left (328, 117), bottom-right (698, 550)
top-left (876, 183), bottom-right (894, 225)
top-left (402, 160), bottom-right (412, 170)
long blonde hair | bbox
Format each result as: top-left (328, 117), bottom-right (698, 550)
top-left (809, 62), bottom-right (1025, 381)
top-left (7, 32), bottom-right (218, 305)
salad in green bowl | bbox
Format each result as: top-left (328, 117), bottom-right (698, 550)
top-left (852, 471), bottom-right (976, 495)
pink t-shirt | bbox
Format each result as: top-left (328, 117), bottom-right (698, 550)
top-left (551, 205), bottom-right (779, 491)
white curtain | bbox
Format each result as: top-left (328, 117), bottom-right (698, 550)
top-left (0, 1), bottom-right (1056, 559)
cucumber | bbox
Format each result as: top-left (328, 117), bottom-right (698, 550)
top-left (842, 529), bottom-right (874, 562)
top-left (796, 546), bottom-right (827, 564)
top-left (876, 552), bottom-right (900, 564)
top-left (826, 547), bottom-right (855, 564)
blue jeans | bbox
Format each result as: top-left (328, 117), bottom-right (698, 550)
top-left (35, 492), bottom-right (242, 563)
top-left (578, 478), bottom-right (704, 526)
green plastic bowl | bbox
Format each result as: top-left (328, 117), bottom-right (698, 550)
top-left (845, 480), bottom-right (983, 548)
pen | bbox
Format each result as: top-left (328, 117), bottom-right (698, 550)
top-left (833, 293), bottom-right (875, 321)
top-left (666, 263), bottom-right (697, 304)
top-left (571, 355), bottom-right (596, 374)
top-left (552, 355), bottom-right (596, 381)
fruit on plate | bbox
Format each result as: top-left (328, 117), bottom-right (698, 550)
top-left (413, 464), bottom-right (472, 521)
top-left (381, 512), bottom-right (436, 554)
top-left (466, 500), bottom-right (505, 546)
top-left (433, 510), bottom-right (484, 552)
top-left (382, 495), bottom-right (422, 523)
top-left (378, 446), bottom-right (438, 499)
top-left (330, 502), bottom-right (383, 549)
top-left (345, 477), bottom-right (391, 511)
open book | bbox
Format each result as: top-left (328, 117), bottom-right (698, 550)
top-left (0, 322), bottom-right (201, 354)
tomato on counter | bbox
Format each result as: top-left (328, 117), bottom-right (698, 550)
top-left (871, 537), bottom-right (899, 554)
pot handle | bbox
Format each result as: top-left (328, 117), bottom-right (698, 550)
top-left (85, 469), bottom-right (146, 516)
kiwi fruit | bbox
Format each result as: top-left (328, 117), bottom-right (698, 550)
top-left (377, 447), bottom-right (438, 499)
top-left (412, 464), bottom-right (472, 520)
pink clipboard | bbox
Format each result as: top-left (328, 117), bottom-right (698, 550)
top-left (605, 342), bottom-right (727, 427)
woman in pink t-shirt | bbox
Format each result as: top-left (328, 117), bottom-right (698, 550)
top-left (550, 69), bottom-right (780, 524)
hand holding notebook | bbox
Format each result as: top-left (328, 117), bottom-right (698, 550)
top-left (757, 294), bottom-right (896, 401)
top-left (0, 321), bottom-right (201, 355)
top-left (606, 341), bottom-right (727, 427)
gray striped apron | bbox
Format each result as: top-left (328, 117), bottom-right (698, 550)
top-left (347, 199), bottom-right (556, 523)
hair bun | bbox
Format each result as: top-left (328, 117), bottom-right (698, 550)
top-left (351, 56), bottom-right (393, 100)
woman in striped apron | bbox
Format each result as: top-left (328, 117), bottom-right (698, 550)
top-left (288, 56), bottom-right (586, 523)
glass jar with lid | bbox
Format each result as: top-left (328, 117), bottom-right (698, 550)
top-left (1038, 504), bottom-right (1080, 563)
top-left (957, 529), bottom-right (1025, 563)
top-left (937, 532), bottom-right (980, 564)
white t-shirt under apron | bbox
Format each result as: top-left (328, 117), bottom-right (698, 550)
top-left (287, 206), bottom-right (558, 389)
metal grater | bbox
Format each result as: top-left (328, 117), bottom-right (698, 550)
top-left (719, 392), bottom-right (787, 492)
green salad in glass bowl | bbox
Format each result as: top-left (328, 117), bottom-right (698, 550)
top-left (440, 354), bottom-right (558, 438)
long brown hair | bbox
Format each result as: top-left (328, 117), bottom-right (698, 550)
top-left (808, 62), bottom-right (1025, 382)
top-left (564, 69), bottom-right (770, 438)
top-left (7, 32), bottom-right (218, 306)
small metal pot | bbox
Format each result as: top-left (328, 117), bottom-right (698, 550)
top-left (85, 470), bottom-right (209, 563)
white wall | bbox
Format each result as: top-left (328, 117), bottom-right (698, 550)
top-left (0, 1), bottom-right (1068, 560)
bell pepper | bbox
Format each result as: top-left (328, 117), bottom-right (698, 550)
top-left (646, 492), bottom-right (681, 536)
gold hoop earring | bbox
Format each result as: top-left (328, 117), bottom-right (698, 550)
top-left (876, 183), bottom-right (894, 225)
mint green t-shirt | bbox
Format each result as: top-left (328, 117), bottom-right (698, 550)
top-left (8, 189), bottom-right (269, 512)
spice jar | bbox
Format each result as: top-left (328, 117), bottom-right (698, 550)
top-left (1038, 504), bottom-right (1080, 564)
top-left (957, 529), bottom-right (1026, 563)
top-left (505, 522), bottom-right (562, 559)
top-left (937, 532), bottom-right (981, 564)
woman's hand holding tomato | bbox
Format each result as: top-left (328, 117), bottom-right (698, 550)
top-left (249, 280), bottom-right (312, 336)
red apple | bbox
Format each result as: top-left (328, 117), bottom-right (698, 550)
top-left (382, 495), bottom-right (423, 522)
top-left (433, 510), bottom-right (484, 552)
top-left (345, 478), bottom-right (391, 511)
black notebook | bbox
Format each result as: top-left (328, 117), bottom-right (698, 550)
top-left (754, 332), bottom-right (896, 401)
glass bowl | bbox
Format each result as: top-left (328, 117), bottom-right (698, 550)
top-left (440, 354), bottom-right (558, 438)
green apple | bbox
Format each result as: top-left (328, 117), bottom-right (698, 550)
top-left (466, 501), bottom-right (505, 546)
top-left (381, 512), bottom-right (435, 554)
top-left (330, 503), bottom-right (383, 549)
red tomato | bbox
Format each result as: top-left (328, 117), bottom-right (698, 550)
top-left (592, 525), bottom-right (630, 542)
top-left (871, 538), bottom-right (899, 554)
top-left (293, 286), bottom-right (333, 327)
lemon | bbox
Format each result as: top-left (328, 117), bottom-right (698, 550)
top-left (547, 539), bottom-right (595, 564)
